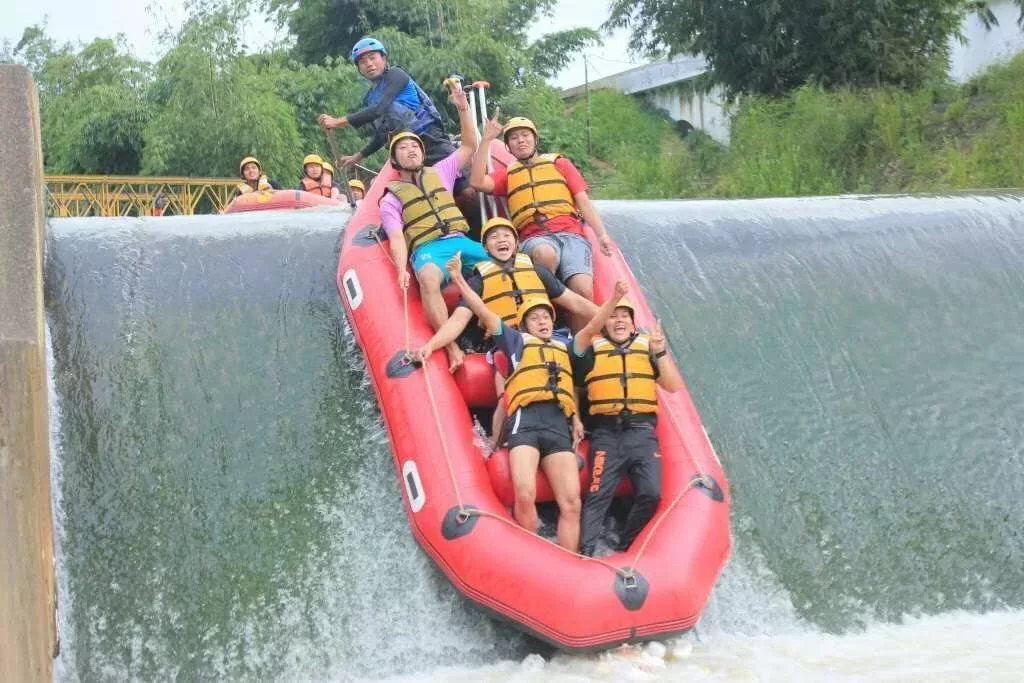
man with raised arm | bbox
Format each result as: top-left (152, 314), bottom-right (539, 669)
top-left (377, 81), bottom-right (487, 372)
top-left (414, 216), bottom-right (598, 435)
top-left (572, 297), bottom-right (683, 557)
top-left (470, 112), bottom-right (613, 315)
top-left (446, 254), bottom-right (631, 553)
top-left (414, 216), bottom-right (597, 358)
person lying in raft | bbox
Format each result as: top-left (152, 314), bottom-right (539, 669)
top-left (297, 154), bottom-right (332, 196)
top-left (378, 80), bottom-right (486, 371)
top-left (572, 296), bottom-right (682, 557)
top-left (470, 114), bottom-right (613, 322)
top-left (233, 157), bottom-right (281, 198)
top-left (446, 252), bottom-right (625, 552)
top-left (413, 216), bottom-right (597, 366)
top-left (413, 215), bottom-right (598, 438)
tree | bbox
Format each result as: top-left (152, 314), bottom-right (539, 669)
top-left (142, 8), bottom-right (303, 179)
top-left (270, 0), bottom-right (598, 86)
top-left (12, 27), bottom-right (151, 174)
top-left (604, 0), bottom-right (1020, 97)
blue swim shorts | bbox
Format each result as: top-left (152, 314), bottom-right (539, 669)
top-left (412, 233), bottom-right (490, 282)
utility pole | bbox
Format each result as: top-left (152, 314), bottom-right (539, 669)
top-left (584, 54), bottom-right (593, 156)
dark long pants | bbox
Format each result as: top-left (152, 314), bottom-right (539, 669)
top-left (580, 422), bottom-right (662, 556)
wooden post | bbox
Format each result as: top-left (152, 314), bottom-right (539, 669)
top-left (0, 64), bottom-right (58, 681)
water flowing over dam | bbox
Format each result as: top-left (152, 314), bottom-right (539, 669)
top-left (46, 194), bottom-right (1024, 680)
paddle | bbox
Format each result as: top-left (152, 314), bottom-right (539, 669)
top-left (323, 127), bottom-right (358, 208)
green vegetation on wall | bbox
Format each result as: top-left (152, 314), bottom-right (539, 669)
top-left (708, 52), bottom-right (1024, 197)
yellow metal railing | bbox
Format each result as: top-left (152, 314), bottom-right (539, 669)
top-left (44, 176), bottom-right (241, 217)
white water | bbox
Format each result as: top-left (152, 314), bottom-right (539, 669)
top-left (378, 610), bottom-right (1024, 682)
top-left (371, 526), bottom-right (1024, 682)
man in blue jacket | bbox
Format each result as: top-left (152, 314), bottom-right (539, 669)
top-left (318, 37), bottom-right (456, 172)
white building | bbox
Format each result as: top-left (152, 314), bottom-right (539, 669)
top-left (560, 55), bottom-right (730, 145)
top-left (949, 0), bottom-right (1024, 81)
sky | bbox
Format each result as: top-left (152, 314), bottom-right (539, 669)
top-left (0, 0), bottom-right (641, 89)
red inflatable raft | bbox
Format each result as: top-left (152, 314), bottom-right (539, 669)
top-left (223, 189), bottom-right (342, 213)
top-left (336, 142), bottom-right (730, 650)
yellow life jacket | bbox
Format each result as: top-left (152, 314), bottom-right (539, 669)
top-left (386, 169), bottom-right (469, 251)
top-left (237, 175), bottom-right (272, 194)
top-left (585, 333), bottom-right (658, 416)
top-left (301, 176), bottom-right (329, 196)
top-left (505, 153), bottom-right (580, 231)
top-left (475, 254), bottom-right (550, 325)
top-left (505, 333), bottom-right (577, 418)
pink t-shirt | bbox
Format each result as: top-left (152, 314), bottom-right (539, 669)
top-left (380, 151), bottom-right (463, 239)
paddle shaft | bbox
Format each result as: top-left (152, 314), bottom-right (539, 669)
top-left (324, 128), bottom-right (358, 207)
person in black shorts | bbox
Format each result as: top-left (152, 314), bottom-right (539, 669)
top-left (445, 253), bottom-right (624, 552)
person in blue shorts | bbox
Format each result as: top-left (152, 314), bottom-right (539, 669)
top-left (377, 78), bottom-right (486, 372)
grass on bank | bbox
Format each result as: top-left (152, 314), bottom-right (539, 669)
top-left (544, 51), bottom-right (1024, 199)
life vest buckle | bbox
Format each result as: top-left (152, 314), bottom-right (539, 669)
top-left (545, 361), bottom-right (560, 390)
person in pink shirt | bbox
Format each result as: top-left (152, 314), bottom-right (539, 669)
top-left (379, 81), bottom-right (489, 372)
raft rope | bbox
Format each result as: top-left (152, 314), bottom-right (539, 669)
top-left (371, 228), bottom-right (413, 357)
top-left (421, 357), bottom-right (466, 511)
top-left (373, 227), bottom-right (463, 509)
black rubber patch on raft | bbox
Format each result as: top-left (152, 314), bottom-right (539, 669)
top-left (385, 351), bottom-right (419, 379)
top-left (441, 505), bottom-right (479, 540)
top-left (352, 224), bottom-right (385, 247)
top-left (405, 470), bottom-right (420, 500)
top-left (692, 474), bottom-right (725, 503)
top-left (614, 570), bottom-right (649, 611)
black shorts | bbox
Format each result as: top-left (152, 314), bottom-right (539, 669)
top-left (506, 403), bottom-right (573, 457)
top-left (453, 172), bottom-right (470, 196)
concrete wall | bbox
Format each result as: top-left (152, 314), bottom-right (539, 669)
top-left (639, 84), bottom-right (731, 146)
top-left (0, 64), bottom-right (58, 681)
top-left (950, 0), bottom-right (1024, 81)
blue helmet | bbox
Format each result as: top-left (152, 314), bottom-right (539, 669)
top-left (351, 37), bottom-right (387, 62)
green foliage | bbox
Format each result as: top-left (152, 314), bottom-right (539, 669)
top-left (13, 29), bottom-right (151, 174)
top-left (604, 0), bottom-right (1007, 97)
top-left (13, 0), bottom-right (1024, 200)
top-left (527, 28), bottom-right (601, 80)
top-left (269, 55), bottom-right (369, 168)
top-left (274, 0), bottom-right (598, 88)
top-left (711, 51), bottom-right (1024, 197)
top-left (142, 9), bottom-right (303, 179)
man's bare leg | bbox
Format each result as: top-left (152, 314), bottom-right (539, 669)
top-left (416, 263), bottom-right (463, 371)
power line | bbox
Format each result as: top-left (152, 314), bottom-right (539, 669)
top-left (587, 54), bottom-right (647, 66)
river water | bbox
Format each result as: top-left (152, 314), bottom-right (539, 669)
top-left (46, 195), bottom-right (1024, 681)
